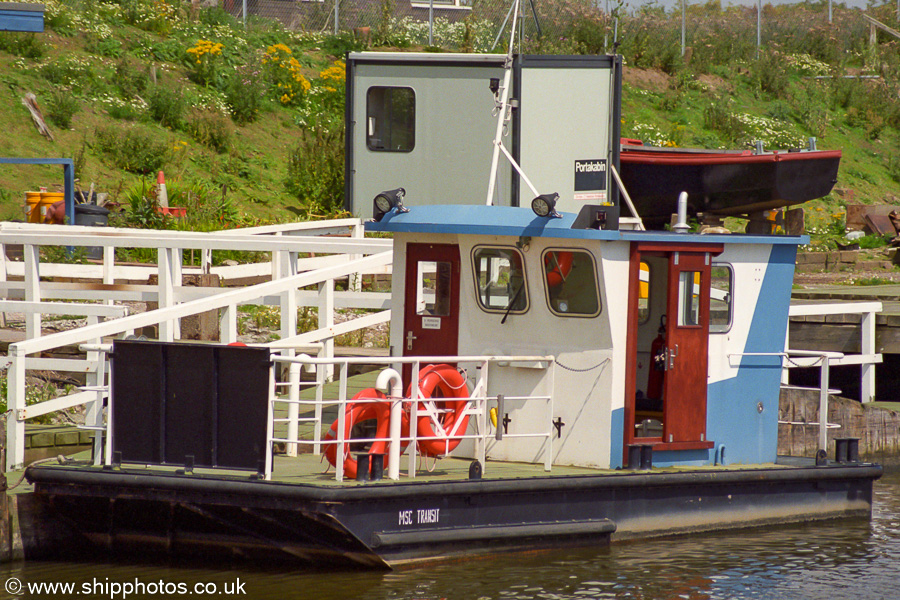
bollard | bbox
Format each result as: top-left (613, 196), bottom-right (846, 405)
top-left (847, 438), bottom-right (860, 463)
top-left (640, 444), bottom-right (653, 470)
top-left (370, 453), bottom-right (384, 481)
top-left (834, 438), bottom-right (849, 464)
top-left (626, 444), bottom-right (642, 470)
top-left (356, 454), bottom-right (370, 482)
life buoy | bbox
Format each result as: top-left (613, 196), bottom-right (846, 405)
top-left (544, 251), bottom-right (573, 287)
top-left (324, 388), bottom-right (399, 479)
top-left (409, 364), bottom-right (470, 457)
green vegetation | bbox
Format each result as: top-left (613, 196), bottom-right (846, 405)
top-left (0, 0), bottom-right (897, 236)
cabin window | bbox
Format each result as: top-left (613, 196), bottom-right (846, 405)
top-left (366, 87), bottom-right (415, 152)
top-left (472, 246), bottom-right (528, 314)
top-left (677, 271), bottom-right (701, 327)
top-left (638, 261), bottom-right (651, 324)
top-left (416, 261), bottom-right (451, 316)
top-left (542, 249), bottom-right (600, 317)
top-left (709, 264), bottom-right (733, 333)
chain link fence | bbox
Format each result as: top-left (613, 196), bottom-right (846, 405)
top-left (223, 0), bottom-right (899, 62)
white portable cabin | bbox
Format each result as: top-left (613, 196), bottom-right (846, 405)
top-left (345, 52), bottom-right (623, 224)
top-left (367, 205), bottom-right (802, 469)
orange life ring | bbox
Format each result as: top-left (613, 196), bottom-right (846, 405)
top-left (409, 364), bottom-right (470, 457)
top-left (544, 251), bottom-right (573, 287)
top-left (324, 388), bottom-right (402, 479)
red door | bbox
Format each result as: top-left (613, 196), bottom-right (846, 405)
top-left (402, 243), bottom-right (461, 382)
top-left (662, 252), bottom-right (711, 444)
top-left (624, 243), bottom-right (720, 457)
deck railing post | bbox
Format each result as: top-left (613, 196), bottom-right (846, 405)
top-left (861, 310), bottom-right (876, 403)
top-left (6, 346), bottom-right (25, 471)
top-left (335, 362), bottom-right (348, 481)
top-left (819, 355), bottom-right (830, 452)
top-left (23, 243), bottom-right (40, 340)
top-left (313, 346), bottom-right (325, 455)
top-left (264, 358), bottom-right (276, 480)
top-left (286, 356), bottom-right (300, 458)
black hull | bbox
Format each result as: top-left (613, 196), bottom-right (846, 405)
top-left (26, 461), bottom-right (881, 568)
top-left (619, 147), bottom-right (841, 226)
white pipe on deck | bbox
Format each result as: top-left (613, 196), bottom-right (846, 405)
top-left (376, 368), bottom-right (404, 480)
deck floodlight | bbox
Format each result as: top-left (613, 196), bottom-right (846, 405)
top-left (531, 193), bottom-right (561, 219)
top-left (489, 77), bottom-right (500, 95)
top-left (373, 188), bottom-right (409, 222)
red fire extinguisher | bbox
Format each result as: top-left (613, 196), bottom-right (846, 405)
top-left (647, 315), bottom-right (667, 401)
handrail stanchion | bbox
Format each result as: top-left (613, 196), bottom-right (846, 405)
top-left (264, 359), bottom-right (276, 480)
top-left (314, 345), bottom-right (326, 455)
top-left (286, 359), bottom-right (300, 458)
top-left (546, 360), bottom-right (554, 471)
top-left (335, 362), bottom-right (349, 482)
top-left (408, 360), bottom-right (421, 479)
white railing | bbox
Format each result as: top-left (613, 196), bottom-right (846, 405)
top-left (269, 354), bottom-right (556, 482)
top-left (785, 301), bottom-right (882, 403)
top-left (0, 219), bottom-right (394, 471)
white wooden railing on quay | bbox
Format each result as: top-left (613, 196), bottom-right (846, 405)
top-left (0, 219), bottom-right (394, 471)
top-left (785, 301), bottom-right (883, 403)
top-left (269, 354), bottom-right (556, 482)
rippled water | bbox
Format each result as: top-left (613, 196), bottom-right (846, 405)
top-left (4, 473), bottom-right (899, 600)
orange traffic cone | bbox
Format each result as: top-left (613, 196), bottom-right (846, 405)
top-left (157, 170), bottom-right (168, 208)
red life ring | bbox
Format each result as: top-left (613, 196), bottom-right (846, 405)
top-left (544, 251), bottom-right (573, 287)
top-left (409, 364), bottom-right (470, 457)
top-left (324, 388), bottom-right (403, 479)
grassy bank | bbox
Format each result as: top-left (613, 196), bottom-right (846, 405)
top-left (0, 0), bottom-right (897, 235)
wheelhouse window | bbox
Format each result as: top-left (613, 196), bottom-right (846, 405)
top-left (638, 261), bottom-right (651, 323)
top-left (416, 261), bottom-right (451, 316)
top-left (473, 246), bottom-right (527, 314)
top-left (366, 86), bottom-right (415, 152)
top-left (677, 271), bottom-right (701, 326)
top-left (710, 264), bottom-right (733, 333)
top-left (542, 249), bottom-right (600, 317)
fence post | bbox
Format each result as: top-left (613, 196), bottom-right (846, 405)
top-left (334, 0), bottom-right (339, 35)
top-left (318, 279), bottom-right (335, 381)
top-left (85, 347), bottom-right (106, 465)
top-left (861, 310), bottom-right (875, 403)
top-left (24, 243), bottom-right (40, 340)
top-left (158, 247), bottom-right (178, 341)
top-left (6, 345), bottom-right (25, 471)
top-left (220, 304), bottom-right (237, 344)
top-left (819, 355), bottom-right (829, 452)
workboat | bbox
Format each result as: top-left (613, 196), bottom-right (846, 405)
top-left (24, 199), bottom-right (881, 567)
top-left (619, 139), bottom-right (841, 228)
top-left (23, 23), bottom-right (877, 567)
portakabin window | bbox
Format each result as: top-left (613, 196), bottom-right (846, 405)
top-left (366, 87), bottom-right (415, 152)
